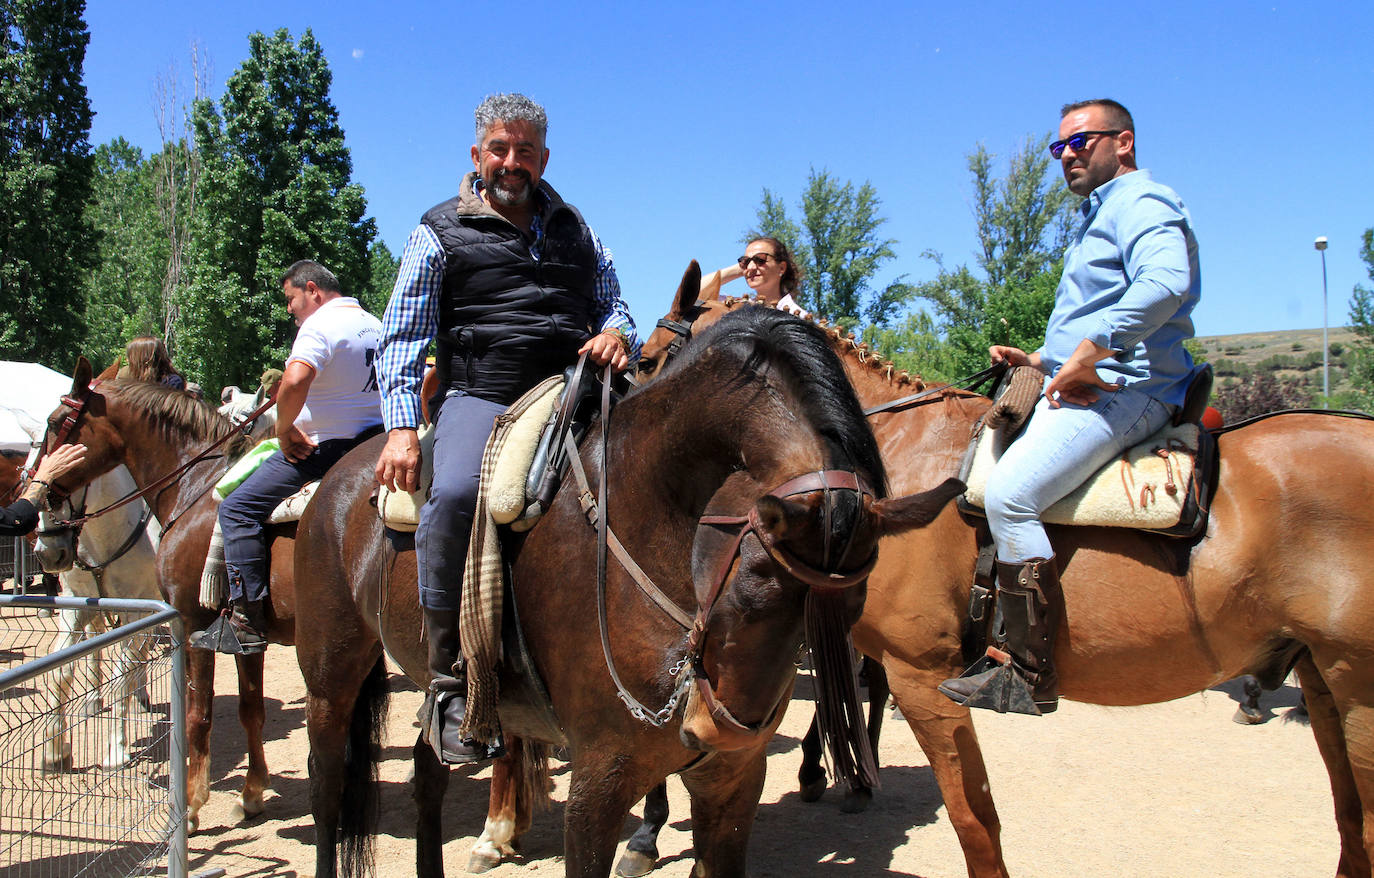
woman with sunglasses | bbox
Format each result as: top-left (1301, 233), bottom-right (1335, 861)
top-left (0, 444), bottom-right (87, 536)
top-left (705, 236), bottom-right (808, 316)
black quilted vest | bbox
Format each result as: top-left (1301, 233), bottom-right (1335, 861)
top-left (422, 178), bottom-right (597, 406)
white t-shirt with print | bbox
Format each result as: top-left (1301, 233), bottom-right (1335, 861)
top-left (287, 296), bottom-right (383, 443)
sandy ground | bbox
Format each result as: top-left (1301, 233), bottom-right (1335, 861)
top-left (180, 645), bottom-right (1339, 878)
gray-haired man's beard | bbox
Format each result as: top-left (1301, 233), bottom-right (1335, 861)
top-left (488, 170), bottom-right (532, 206)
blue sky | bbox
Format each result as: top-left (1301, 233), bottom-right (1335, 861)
top-left (81, 1), bottom-right (1373, 340)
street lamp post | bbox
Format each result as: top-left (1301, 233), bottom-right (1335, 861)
top-left (1316, 236), bottom-right (1329, 406)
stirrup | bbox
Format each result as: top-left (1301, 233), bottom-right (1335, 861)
top-left (427, 689), bottom-right (506, 765)
top-left (937, 648), bottom-right (1045, 716)
top-left (189, 608), bottom-right (266, 655)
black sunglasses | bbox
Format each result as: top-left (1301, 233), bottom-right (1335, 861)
top-left (737, 253), bottom-right (782, 269)
top-left (1049, 130), bottom-right (1123, 159)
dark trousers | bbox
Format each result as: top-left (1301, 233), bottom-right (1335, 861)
top-left (220, 429), bottom-right (377, 603)
top-left (416, 391), bottom-right (505, 611)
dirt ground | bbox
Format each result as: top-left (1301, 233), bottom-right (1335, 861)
top-left (186, 648), bottom-right (1336, 878)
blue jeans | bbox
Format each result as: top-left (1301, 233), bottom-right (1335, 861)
top-left (220, 430), bottom-right (377, 603)
top-left (416, 391), bottom-right (506, 612)
top-left (984, 387), bottom-right (1171, 563)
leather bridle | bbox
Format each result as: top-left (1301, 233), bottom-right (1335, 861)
top-left (39, 378), bottom-right (274, 531)
top-left (36, 482), bottom-right (155, 583)
top-left (567, 363), bottom-right (878, 733)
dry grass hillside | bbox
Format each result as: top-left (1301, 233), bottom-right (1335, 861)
top-left (1195, 326), bottom-right (1358, 397)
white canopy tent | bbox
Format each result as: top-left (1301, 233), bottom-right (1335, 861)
top-left (0, 360), bottom-right (74, 454)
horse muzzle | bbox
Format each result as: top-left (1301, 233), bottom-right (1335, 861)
top-left (678, 674), bottom-right (794, 753)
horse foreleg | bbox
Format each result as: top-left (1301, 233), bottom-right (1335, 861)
top-left (680, 750), bottom-right (767, 878)
top-left (185, 647), bottom-right (216, 834)
top-left (412, 733), bottom-right (450, 878)
top-left (80, 614), bottom-right (107, 718)
top-left (232, 651), bottom-right (269, 822)
top-left (565, 752), bottom-right (642, 878)
top-left (887, 669), bottom-right (1009, 878)
top-left (1298, 653), bottom-right (1374, 878)
top-left (40, 608), bottom-right (84, 774)
top-left (615, 781), bottom-right (670, 878)
top-left (840, 657), bottom-right (891, 815)
top-left (100, 631), bottom-right (144, 770)
top-left (470, 741), bottom-right (525, 873)
top-left (797, 712), bottom-right (827, 802)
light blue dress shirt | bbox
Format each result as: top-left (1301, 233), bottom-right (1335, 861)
top-left (1037, 169), bottom-right (1200, 407)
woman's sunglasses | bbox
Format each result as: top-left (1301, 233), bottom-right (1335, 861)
top-left (737, 253), bottom-right (781, 269)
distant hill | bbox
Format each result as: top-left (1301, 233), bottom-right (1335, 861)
top-left (1195, 326), bottom-right (1358, 395)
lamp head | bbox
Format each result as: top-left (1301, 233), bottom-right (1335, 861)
top-left (1315, 236), bottom-right (1329, 251)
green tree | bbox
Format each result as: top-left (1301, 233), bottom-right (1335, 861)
top-left (749, 169), bottom-right (913, 328)
top-left (178, 28), bottom-right (376, 390)
top-left (80, 138), bottom-right (167, 366)
top-left (360, 240), bottom-right (400, 317)
top-left (873, 135), bottom-right (1076, 381)
top-left (0, 0), bottom-right (97, 365)
top-left (1342, 227), bottom-right (1374, 411)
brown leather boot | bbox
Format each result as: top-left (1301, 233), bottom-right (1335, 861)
top-left (938, 557), bottom-right (1062, 715)
top-left (421, 606), bottom-right (490, 764)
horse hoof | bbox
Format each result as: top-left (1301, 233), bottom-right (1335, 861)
top-left (42, 754), bottom-right (74, 775)
top-left (840, 787), bottom-right (873, 814)
top-left (101, 754), bottom-right (132, 772)
top-left (1232, 705), bottom-right (1265, 725)
top-left (186, 812), bottom-right (200, 835)
top-left (231, 797), bottom-right (265, 823)
top-left (798, 776), bottom-right (827, 803)
top-left (615, 848), bottom-right (658, 877)
top-left (467, 845), bottom-right (503, 873)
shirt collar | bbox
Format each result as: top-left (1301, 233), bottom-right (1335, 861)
top-left (1083, 168), bottom-right (1151, 215)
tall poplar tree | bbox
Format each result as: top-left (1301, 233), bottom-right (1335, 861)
top-left (178, 28), bottom-right (375, 390)
top-left (0, 0), bottom-right (96, 365)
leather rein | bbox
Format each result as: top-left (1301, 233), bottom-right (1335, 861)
top-left (39, 379), bottom-right (274, 531)
top-left (565, 361), bottom-right (877, 732)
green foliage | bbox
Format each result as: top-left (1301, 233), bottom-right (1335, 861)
top-left (0, 0), bottom-right (97, 366)
top-left (874, 135), bottom-right (1075, 382)
top-left (80, 138), bottom-right (167, 367)
top-left (178, 28), bottom-right (376, 391)
top-left (360, 240), bottom-right (399, 317)
top-left (1183, 338), bottom-right (1207, 365)
top-left (747, 169), bottom-right (913, 328)
top-left (1343, 227), bottom-right (1374, 411)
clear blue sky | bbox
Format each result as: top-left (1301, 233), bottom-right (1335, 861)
top-left (81, 0), bottom-right (1373, 340)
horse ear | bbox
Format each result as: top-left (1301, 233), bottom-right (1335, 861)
top-left (755, 494), bottom-right (811, 540)
top-left (71, 357), bottom-right (93, 394)
top-left (672, 261), bottom-right (703, 317)
top-left (96, 359), bottom-right (120, 381)
top-left (871, 478), bottom-right (966, 534)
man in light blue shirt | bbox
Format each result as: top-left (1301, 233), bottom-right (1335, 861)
top-left (941, 99), bottom-right (1200, 715)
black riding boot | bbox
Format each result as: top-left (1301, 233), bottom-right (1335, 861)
top-left (421, 606), bottom-right (490, 765)
top-left (938, 557), bottom-right (1062, 715)
top-left (190, 598), bottom-right (268, 655)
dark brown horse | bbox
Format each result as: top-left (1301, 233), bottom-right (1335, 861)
top-left (292, 304), bottom-right (964, 878)
top-left (40, 364), bottom-right (296, 832)
top-left (640, 279), bottom-right (1374, 877)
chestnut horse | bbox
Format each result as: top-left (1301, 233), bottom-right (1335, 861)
top-left (291, 305), bottom-right (963, 878)
top-left (39, 366), bottom-right (295, 832)
top-left (639, 278), bottom-right (1374, 877)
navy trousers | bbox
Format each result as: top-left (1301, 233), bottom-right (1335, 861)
top-left (220, 429), bottom-right (377, 603)
top-left (416, 391), bottom-right (506, 611)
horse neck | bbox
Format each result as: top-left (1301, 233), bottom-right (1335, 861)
top-left (79, 467), bottom-right (149, 558)
top-left (110, 403), bottom-right (220, 524)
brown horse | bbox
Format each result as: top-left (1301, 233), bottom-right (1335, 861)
top-left (641, 278), bottom-right (1374, 877)
top-left (39, 363), bottom-right (296, 832)
top-left (291, 304), bottom-right (964, 878)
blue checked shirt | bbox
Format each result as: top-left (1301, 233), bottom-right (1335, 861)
top-left (378, 182), bottom-right (640, 430)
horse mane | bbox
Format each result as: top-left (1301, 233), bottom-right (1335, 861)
top-left (663, 306), bottom-right (888, 496)
top-left (717, 294), bottom-right (927, 393)
top-left (105, 379), bottom-right (253, 457)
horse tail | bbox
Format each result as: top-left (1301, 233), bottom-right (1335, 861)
top-left (339, 654), bottom-right (390, 878)
top-left (806, 590), bottom-right (879, 792)
top-left (517, 739), bottom-right (555, 815)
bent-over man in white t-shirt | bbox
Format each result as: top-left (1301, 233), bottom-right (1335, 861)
top-left (192, 260), bottom-right (383, 654)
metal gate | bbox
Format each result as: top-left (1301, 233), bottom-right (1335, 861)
top-left (0, 596), bottom-right (187, 877)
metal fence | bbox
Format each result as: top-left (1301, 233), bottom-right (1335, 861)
top-left (1, 536), bottom-right (41, 594)
top-left (0, 596), bottom-right (187, 878)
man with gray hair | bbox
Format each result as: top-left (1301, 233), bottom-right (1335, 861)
top-left (375, 92), bottom-right (639, 763)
